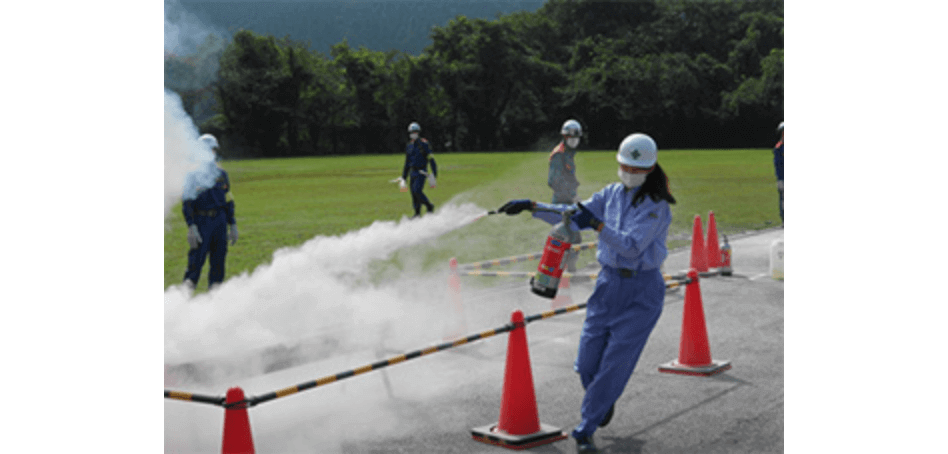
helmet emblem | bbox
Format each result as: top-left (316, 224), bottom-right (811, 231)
top-left (631, 149), bottom-right (641, 160)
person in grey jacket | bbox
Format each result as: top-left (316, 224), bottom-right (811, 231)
top-left (548, 119), bottom-right (584, 271)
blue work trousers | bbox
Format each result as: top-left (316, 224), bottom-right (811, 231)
top-left (184, 212), bottom-right (228, 289)
top-left (409, 172), bottom-right (433, 214)
top-left (572, 266), bottom-right (665, 438)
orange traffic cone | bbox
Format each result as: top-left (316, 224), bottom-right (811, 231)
top-left (689, 215), bottom-right (708, 273)
top-left (444, 258), bottom-right (468, 341)
top-left (550, 274), bottom-right (573, 309)
top-left (706, 211), bottom-right (721, 269)
top-left (659, 269), bottom-right (731, 376)
top-left (221, 387), bottom-right (255, 454)
top-left (471, 310), bottom-right (567, 450)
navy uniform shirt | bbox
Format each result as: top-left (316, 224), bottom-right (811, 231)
top-left (182, 164), bottom-right (236, 226)
top-left (402, 138), bottom-right (438, 180)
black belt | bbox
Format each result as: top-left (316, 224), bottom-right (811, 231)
top-left (618, 268), bottom-right (639, 278)
top-left (195, 209), bottom-right (218, 217)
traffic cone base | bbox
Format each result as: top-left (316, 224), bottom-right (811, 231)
top-left (471, 423), bottom-right (567, 450)
top-left (658, 359), bottom-right (732, 377)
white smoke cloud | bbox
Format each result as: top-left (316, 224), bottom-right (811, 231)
top-left (164, 203), bottom-right (490, 367)
top-left (164, 88), bottom-right (219, 217)
top-left (164, 0), bottom-right (227, 57)
top-left (164, 0), bottom-right (227, 217)
top-left (163, 202), bottom-right (558, 453)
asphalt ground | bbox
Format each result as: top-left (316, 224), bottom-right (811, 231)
top-left (165, 228), bottom-right (784, 453)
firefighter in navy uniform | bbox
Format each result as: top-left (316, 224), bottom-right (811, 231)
top-left (182, 134), bottom-right (238, 291)
top-left (400, 122), bottom-right (438, 218)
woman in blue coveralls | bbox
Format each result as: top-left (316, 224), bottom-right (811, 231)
top-left (497, 133), bottom-right (675, 453)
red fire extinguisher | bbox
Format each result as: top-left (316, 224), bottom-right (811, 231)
top-left (530, 208), bottom-right (576, 298)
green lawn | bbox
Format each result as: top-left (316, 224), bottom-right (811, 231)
top-left (164, 149), bottom-right (780, 291)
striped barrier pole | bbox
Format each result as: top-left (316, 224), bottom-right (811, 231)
top-left (164, 390), bottom-right (226, 407)
top-left (456, 242), bottom-right (597, 271)
top-left (460, 270), bottom-right (681, 283)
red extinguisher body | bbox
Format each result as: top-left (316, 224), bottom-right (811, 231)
top-left (530, 209), bottom-right (575, 298)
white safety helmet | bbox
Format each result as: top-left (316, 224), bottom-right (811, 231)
top-left (408, 122), bottom-right (421, 133)
top-left (560, 119), bottom-right (582, 137)
top-left (199, 133), bottom-right (220, 151)
top-left (777, 121), bottom-right (784, 134)
top-left (617, 133), bottom-right (658, 167)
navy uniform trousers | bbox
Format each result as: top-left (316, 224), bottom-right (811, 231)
top-left (184, 210), bottom-right (228, 288)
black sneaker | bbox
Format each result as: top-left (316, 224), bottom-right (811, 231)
top-left (426, 203), bottom-right (435, 213)
top-left (410, 213), bottom-right (421, 219)
top-left (574, 434), bottom-right (599, 453)
top-left (599, 403), bottom-right (615, 427)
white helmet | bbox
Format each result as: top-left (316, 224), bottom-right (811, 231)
top-left (199, 133), bottom-right (219, 151)
top-left (560, 119), bottom-right (582, 137)
top-left (777, 121), bottom-right (784, 133)
top-left (617, 133), bottom-right (657, 167)
top-left (408, 122), bottom-right (421, 133)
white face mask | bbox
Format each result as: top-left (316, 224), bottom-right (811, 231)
top-left (410, 133), bottom-right (419, 140)
top-left (619, 169), bottom-right (647, 188)
top-left (566, 137), bottom-right (580, 148)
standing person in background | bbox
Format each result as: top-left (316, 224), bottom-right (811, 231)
top-left (182, 134), bottom-right (238, 292)
top-left (399, 122), bottom-right (438, 219)
top-left (497, 133), bottom-right (675, 453)
top-left (549, 119), bottom-right (584, 272)
top-left (774, 121), bottom-right (784, 225)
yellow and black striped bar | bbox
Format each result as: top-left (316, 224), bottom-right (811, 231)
top-left (456, 253), bottom-right (543, 271)
top-left (524, 301), bottom-right (589, 323)
top-left (248, 323), bottom-right (523, 407)
top-left (458, 270), bottom-right (688, 288)
top-left (456, 242), bottom-right (598, 271)
top-left (460, 270), bottom-right (601, 282)
top-left (164, 390), bottom-right (226, 407)
top-left (247, 278), bottom-right (694, 408)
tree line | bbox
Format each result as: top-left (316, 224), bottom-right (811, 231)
top-left (164, 0), bottom-right (784, 158)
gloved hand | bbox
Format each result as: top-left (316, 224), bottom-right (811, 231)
top-left (398, 177), bottom-right (407, 192)
top-left (427, 173), bottom-right (437, 188)
top-left (187, 224), bottom-right (202, 249)
top-left (571, 203), bottom-right (603, 231)
top-left (497, 199), bottom-right (534, 215)
top-left (776, 180), bottom-right (784, 190)
top-left (228, 224), bottom-right (239, 245)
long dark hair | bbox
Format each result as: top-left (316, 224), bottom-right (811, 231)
top-left (632, 163), bottom-right (676, 206)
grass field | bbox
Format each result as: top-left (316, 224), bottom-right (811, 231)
top-left (164, 149), bottom-right (780, 291)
